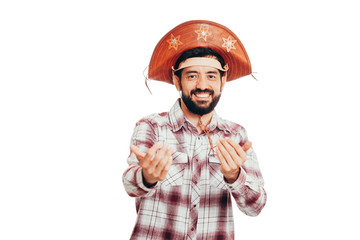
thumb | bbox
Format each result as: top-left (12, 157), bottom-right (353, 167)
top-left (130, 145), bottom-right (145, 161)
top-left (242, 141), bottom-right (252, 152)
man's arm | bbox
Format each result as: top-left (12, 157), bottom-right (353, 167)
top-left (122, 119), bottom-right (172, 198)
top-left (216, 138), bottom-right (267, 216)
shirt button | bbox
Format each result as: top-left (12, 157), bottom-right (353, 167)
top-left (191, 227), bottom-right (195, 231)
top-left (198, 136), bottom-right (200, 140)
top-left (193, 204), bottom-right (197, 208)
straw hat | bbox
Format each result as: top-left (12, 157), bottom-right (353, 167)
top-left (147, 20), bottom-right (252, 84)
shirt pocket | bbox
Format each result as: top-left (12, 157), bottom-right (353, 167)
top-left (208, 156), bottom-right (227, 190)
top-left (161, 152), bottom-right (188, 187)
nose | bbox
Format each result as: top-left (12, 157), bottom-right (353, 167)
top-left (196, 74), bottom-right (207, 90)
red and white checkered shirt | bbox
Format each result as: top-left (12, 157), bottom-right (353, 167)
top-left (123, 100), bottom-right (266, 240)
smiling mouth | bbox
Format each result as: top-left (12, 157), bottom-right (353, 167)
top-left (194, 92), bottom-right (211, 98)
top-left (191, 89), bottom-right (214, 100)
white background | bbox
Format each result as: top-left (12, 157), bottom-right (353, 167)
top-left (1, 0), bottom-right (360, 239)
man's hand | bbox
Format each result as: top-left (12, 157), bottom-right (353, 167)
top-left (130, 143), bottom-right (173, 187)
top-left (216, 138), bottom-right (252, 184)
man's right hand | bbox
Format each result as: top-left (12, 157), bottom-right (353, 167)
top-left (130, 143), bottom-right (173, 186)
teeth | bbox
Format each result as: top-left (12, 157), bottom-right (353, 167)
top-left (196, 94), bottom-right (209, 98)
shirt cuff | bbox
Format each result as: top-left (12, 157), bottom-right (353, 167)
top-left (225, 167), bottom-right (247, 192)
top-left (136, 168), bottom-right (159, 191)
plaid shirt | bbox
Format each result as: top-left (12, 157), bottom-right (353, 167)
top-left (123, 100), bottom-right (266, 240)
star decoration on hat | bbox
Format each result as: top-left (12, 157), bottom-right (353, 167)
top-left (222, 36), bottom-right (237, 52)
top-left (195, 25), bottom-right (211, 41)
top-left (167, 34), bottom-right (183, 50)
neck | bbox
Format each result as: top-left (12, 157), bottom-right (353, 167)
top-left (179, 98), bottom-right (213, 134)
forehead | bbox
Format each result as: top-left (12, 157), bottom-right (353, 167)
top-left (182, 66), bottom-right (220, 74)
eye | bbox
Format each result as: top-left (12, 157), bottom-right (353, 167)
top-left (187, 74), bottom-right (197, 80)
top-left (208, 75), bottom-right (217, 80)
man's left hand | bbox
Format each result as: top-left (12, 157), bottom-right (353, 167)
top-left (216, 138), bottom-right (252, 184)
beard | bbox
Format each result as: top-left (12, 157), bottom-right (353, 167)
top-left (181, 88), bottom-right (221, 116)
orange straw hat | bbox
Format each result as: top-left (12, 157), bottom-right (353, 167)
top-left (147, 20), bottom-right (252, 85)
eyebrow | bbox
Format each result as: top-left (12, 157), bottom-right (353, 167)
top-left (184, 70), bottom-right (198, 74)
top-left (184, 70), bottom-right (219, 75)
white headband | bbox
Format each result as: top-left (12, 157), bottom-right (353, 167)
top-left (172, 57), bottom-right (229, 72)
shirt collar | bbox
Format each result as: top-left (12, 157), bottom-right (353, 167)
top-left (169, 99), bottom-right (232, 134)
top-left (207, 110), bottom-right (232, 134)
top-left (169, 99), bottom-right (187, 132)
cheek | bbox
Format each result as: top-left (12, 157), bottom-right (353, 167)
top-left (210, 82), bottom-right (222, 92)
top-left (181, 82), bottom-right (196, 92)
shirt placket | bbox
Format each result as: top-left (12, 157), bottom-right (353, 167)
top-left (187, 133), bottom-right (206, 239)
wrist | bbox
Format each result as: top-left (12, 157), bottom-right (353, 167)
top-left (224, 169), bottom-right (241, 184)
top-left (142, 171), bottom-right (157, 188)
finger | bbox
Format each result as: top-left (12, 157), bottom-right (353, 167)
top-left (216, 146), bottom-right (230, 171)
top-left (152, 146), bottom-right (172, 177)
top-left (148, 143), bottom-right (169, 172)
top-left (158, 156), bottom-right (173, 181)
top-left (218, 140), bottom-right (237, 170)
top-left (130, 145), bottom-right (145, 161)
top-left (225, 138), bottom-right (246, 162)
top-left (141, 143), bottom-right (161, 168)
top-left (242, 141), bottom-right (252, 152)
top-left (225, 138), bottom-right (243, 155)
top-left (219, 139), bottom-right (241, 169)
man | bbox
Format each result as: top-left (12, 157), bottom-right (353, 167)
top-left (123, 20), bottom-right (266, 240)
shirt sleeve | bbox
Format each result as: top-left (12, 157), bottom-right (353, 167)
top-left (225, 146), bottom-right (267, 216)
top-left (122, 117), bottom-right (159, 198)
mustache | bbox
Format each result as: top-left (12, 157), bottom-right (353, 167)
top-left (190, 89), bottom-right (214, 96)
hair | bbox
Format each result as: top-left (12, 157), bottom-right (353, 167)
top-left (174, 47), bottom-right (226, 80)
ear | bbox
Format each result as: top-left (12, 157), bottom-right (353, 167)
top-left (172, 72), bottom-right (181, 91)
top-left (220, 72), bottom-right (227, 92)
